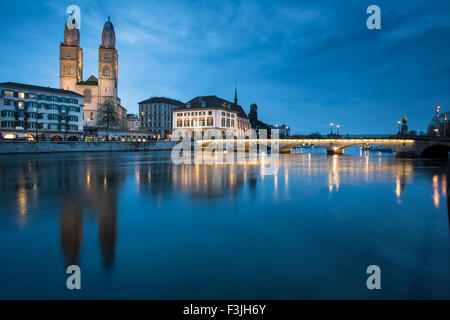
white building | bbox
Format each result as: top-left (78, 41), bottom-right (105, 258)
top-left (172, 95), bottom-right (251, 137)
top-left (139, 97), bottom-right (185, 139)
top-left (0, 82), bottom-right (84, 140)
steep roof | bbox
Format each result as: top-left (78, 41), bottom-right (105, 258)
top-left (0, 82), bottom-right (83, 97)
top-left (78, 75), bottom-right (98, 86)
top-left (138, 96), bottom-right (185, 107)
top-left (180, 95), bottom-right (248, 118)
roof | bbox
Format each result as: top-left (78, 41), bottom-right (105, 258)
top-left (0, 82), bottom-right (83, 97)
top-left (179, 95), bottom-right (248, 118)
top-left (78, 75), bottom-right (98, 86)
top-left (138, 96), bottom-right (185, 107)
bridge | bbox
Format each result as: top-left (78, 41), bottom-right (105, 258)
top-left (197, 136), bottom-right (450, 157)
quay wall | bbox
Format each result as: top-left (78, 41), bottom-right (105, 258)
top-left (0, 141), bottom-right (177, 154)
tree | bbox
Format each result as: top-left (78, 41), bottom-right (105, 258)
top-left (97, 99), bottom-right (120, 137)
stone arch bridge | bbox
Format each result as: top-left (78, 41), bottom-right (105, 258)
top-left (198, 136), bottom-right (450, 157)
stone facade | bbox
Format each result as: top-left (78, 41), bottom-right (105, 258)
top-left (59, 18), bottom-right (127, 130)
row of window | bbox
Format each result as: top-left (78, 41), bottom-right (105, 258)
top-left (1, 90), bottom-right (79, 104)
top-left (176, 111), bottom-right (236, 118)
top-left (176, 118), bottom-right (218, 127)
top-left (1, 121), bottom-right (79, 131)
top-left (1, 110), bottom-right (78, 122)
top-left (3, 99), bottom-right (81, 112)
top-left (140, 104), bottom-right (176, 111)
top-left (176, 111), bottom-right (213, 117)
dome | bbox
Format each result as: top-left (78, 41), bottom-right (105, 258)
top-left (64, 24), bottom-right (80, 45)
top-left (101, 18), bottom-right (116, 48)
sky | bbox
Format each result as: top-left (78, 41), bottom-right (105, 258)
top-left (0, 0), bottom-right (449, 134)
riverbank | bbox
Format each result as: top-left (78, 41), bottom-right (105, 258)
top-left (0, 141), bottom-right (177, 154)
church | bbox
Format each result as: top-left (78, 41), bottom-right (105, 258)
top-left (59, 18), bottom-right (127, 130)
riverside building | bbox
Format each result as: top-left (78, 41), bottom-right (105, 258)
top-left (172, 94), bottom-right (251, 137)
top-left (0, 82), bottom-right (83, 141)
top-left (139, 97), bottom-right (185, 140)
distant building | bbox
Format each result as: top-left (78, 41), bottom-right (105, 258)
top-left (127, 114), bottom-right (140, 131)
top-left (173, 95), bottom-right (251, 137)
top-left (59, 17), bottom-right (127, 130)
top-left (138, 97), bottom-right (185, 139)
top-left (0, 82), bottom-right (84, 140)
top-left (274, 124), bottom-right (290, 138)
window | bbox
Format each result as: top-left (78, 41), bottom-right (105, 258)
top-left (222, 112), bottom-right (225, 116)
top-left (17, 101), bottom-right (24, 108)
top-left (207, 118), bottom-right (213, 126)
top-left (226, 119), bottom-right (230, 127)
top-left (177, 120), bottom-right (182, 127)
top-left (83, 89), bottom-right (92, 103)
top-left (221, 119), bottom-right (226, 127)
top-left (29, 94), bottom-right (37, 100)
top-left (184, 119), bottom-right (190, 127)
top-left (3, 90), bottom-right (13, 97)
top-left (177, 113), bottom-right (182, 117)
top-left (208, 111), bottom-right (212, 115)
top-left (231, 120), bottom-right (234, 127)
top-left (4, 98), bottom-right (11, 105)
top-left (48, 114), bottom-right (59, 120)
top-left (1, 110), bottom-right (15, 117)
top-left (199, 119), bottom-right (205, 126)
top-left (18, 92), bottom-right (25, 99)
top-left (103, 65), bottom-right (110, 77)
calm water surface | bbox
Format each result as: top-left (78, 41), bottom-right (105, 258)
top-left (0, 148), bottom-right (449, 299)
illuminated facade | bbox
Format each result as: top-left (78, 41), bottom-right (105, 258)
top-left (0, 82), bottom-right (83, 140)
top-left (60, 18), bottom-right (127, 130)
top-left (172, 95), bottom-right (251, 137)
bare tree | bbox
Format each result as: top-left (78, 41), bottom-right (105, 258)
top-left (97, 99), bottom-right (120, 139)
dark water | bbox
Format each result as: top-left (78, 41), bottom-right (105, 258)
top-left (0, 148), bottom-right (449, 299)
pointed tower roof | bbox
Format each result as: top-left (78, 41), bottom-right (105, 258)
top-left (234, 82), bottom-right (238, 105)
top-left (101, 17), bottom-right (116, 48)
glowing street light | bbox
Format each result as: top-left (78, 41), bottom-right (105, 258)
top-left (330, 122), bottom-right (334, 135)
top-left (435, 106), bottom-right (441, 118)
top-left (397, 120), bottom-right (401, 134)
top-left (336, 124), bottom-right (340, 135)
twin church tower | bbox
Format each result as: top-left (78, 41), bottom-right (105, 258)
top-left (59, 18), bottom-right (127, 129)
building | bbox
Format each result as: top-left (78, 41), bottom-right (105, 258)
top-left (59, 17), bottom-right (127, 130)
top-left (127, 114), bottom-right (140, 131)
top-left (274, 124), bottom-right (291, 138)
top-left (138, 97), bottom-right (185, 139)
top-left (0, 82), bottom-right (83, 140)
top-left (172, 94), bottom-right (251, 137)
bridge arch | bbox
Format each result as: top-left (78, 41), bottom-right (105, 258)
top-left (420, 144), bottom-right (450, 158)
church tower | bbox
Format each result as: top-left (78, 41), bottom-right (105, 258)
top-left (98, 18), bottom-right (118, 102)
top-left (60, 24), bottom-right (83, 91)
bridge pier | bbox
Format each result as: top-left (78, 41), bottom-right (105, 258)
top-left (326, 148), bottom-right (343, 155)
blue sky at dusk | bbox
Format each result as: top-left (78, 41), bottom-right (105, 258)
top-left (0, 0), bottom-right (449, 134)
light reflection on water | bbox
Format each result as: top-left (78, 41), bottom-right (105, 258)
top-left (0, 147), bottom-right (449, 299)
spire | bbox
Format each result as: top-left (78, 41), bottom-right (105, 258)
top-left (234, 82), bottom-right (238, 105)
top-left (102, 17), bottom-right (116, 48)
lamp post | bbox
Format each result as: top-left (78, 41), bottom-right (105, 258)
top-left (397, 120), bottom-right (401, 134)
top-left (435, 105), bottom-right (441, 118)
top-left (336, 124), bottom-right (340, 136)
top-left (330, 122), bottom-right (334, 135)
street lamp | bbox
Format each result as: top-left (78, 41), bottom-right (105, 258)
top-left (397, 120), bottom-right (401, 134)
top-left (434, 128), bottom-right (440, 136)
top-left (435, 106), bottom-right (441, 118)
top-left (336, 124), bottom-right (340, 136)
top-left (329, 122), bottom-right (334, 135)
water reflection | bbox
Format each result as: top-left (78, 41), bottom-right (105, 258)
top-left (0, 150), bottom-right (449, 298)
